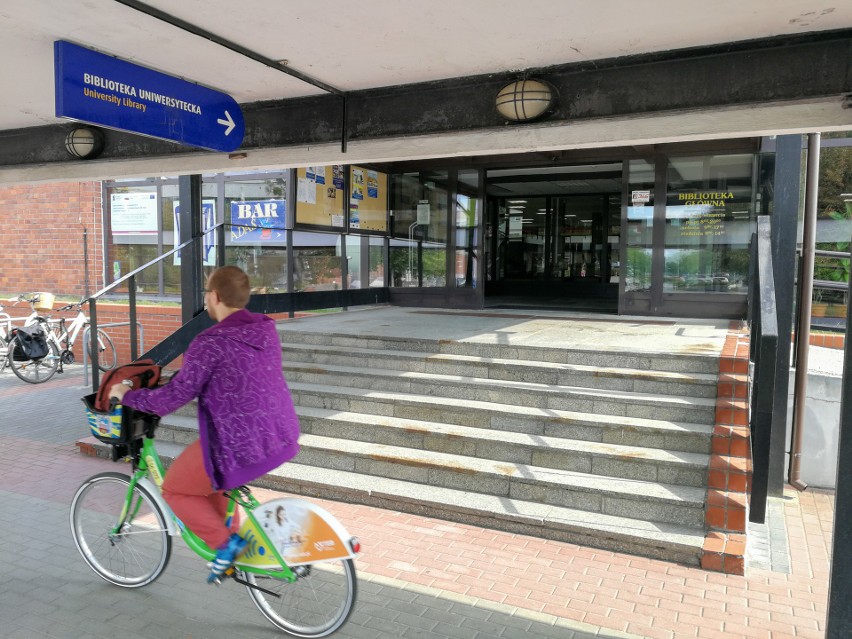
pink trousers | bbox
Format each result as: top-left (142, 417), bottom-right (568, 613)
top-left (162, 440), bottom-right (239, 549)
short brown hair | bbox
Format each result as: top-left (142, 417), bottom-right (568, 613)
top-left (206, 266), bottom-right (250, 309)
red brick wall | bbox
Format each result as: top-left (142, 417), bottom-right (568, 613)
top-left (90, 304), bottom-right (183, 366)
top-left (0, 181), bottom-right (104, 297)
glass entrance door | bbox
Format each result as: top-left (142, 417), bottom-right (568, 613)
top-left (552, 195), bottom-right (620, 283)
top-left (485, 163), bottom-right (622, 309)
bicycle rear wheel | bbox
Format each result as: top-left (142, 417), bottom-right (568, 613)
top-left (243, 559), bottom-right (357, 638)
top-left (70, 472), bottom-right (171, 588)
top-left (9, 338), bottom-right (59, 383)
top-left (87, 328), bottom-right (117, 371)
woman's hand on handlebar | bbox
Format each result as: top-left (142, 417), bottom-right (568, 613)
top-left (108, 379), bottom-right (134, 403)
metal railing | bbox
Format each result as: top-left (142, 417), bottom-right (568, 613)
top-left (748, 217), bottom-right (779, 524)
top-left (82, 321), bottom-right (144, 387)
top-left (86, 222), bottom-right (391, 392)
top-left (85, 230), bottom-right (202, 390)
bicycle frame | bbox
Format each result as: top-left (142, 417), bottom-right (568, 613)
top-left (124, 436), bottom-right (298, 582)
top-left (54, 310), bottom-right (88, 350)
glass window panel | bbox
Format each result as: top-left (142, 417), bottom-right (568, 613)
top-left (389, 171), bottom-right (448, 287)
top-left (664, 154), bottom-right (753, 293)
top-left (344, 235), bottom-right (387, 289)
top-left (110, 244), bottom-right (158, 292)
top-left (223, 243), bottom-right (288, 292)
top-left (455, 170), bottom-right (480, 288)
top-left (390, 171), bottom-right (448, 244)
top-left (369, 236), bottom-right (386, 287)
top-left (500, 196), bottom-right (546, 279)
top-left (292, 231), bottom-right (342, 292)
top-left (554, 195), bottom-right (606, 281)
top-left (813, 146), bottom-right (852, 315)
top-left (625, 160), bottom-right (654, 292)
top-left (345, 235), bottom-right (363, 289)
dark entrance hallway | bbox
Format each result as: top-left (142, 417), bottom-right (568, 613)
top-left (484, 163), bottom-right (621, 312)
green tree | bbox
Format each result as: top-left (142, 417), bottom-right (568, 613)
top-left (814, 146), bottom-right (852, 305)
top-left (817, 147), bottom-right (852, 220)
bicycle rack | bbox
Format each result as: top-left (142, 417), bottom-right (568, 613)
top-left (83, 321), bottom-right (145, 387)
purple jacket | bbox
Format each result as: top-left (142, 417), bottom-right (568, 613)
top-left (122, 309), bottom-right (300, 490)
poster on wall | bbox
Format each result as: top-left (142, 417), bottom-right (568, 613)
top-left (230, 199), bottom-right (286, 243)
top-left (351, 168), bottom-right (364, 201)
top-left (332, 165), bottom-right (344, 190)
top-left (295, 166), bottom-right (344, 228)
top-left (111, 191), bottom-right (158, 235)
top-left (349, 165), bottom-right (387, 232)
top-left (173, 200), bottom-right (217, 265)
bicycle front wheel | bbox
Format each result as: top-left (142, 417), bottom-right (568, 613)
top-left (9, 338), bottom-right (59, 383)
top-left (87, 328), bottom-right (117, 371)
top-left (69, 472), bottom-right (172, 588)
top-left (243, 559), bottom-right (357, 638)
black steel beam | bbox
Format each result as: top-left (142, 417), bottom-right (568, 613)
top-left (2, 30), bottom-right (850, 168)
top-left (178, 175), bottom-right (204, 324)
top-left (770, 135), bottom-right (803, 494)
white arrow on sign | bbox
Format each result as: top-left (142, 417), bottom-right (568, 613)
top-left (217, 110), bottom-right (235, 136)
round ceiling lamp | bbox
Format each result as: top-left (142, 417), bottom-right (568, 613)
top-left (64, 126), bottom-right (104, 160)
top-left (495, 79), bottom-right (556, 123)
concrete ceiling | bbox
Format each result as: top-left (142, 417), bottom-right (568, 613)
top-left (4, 0), bottom-right (851, 132)
top-left (0, 1), bottom-right (850, 183)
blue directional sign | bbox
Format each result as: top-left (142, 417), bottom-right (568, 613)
top-left (54, 40), bottom-right (244, 152)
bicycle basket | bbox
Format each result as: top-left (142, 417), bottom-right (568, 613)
top-left (33, 292), bottom-right (55, 312)
top-left (82, 393), bottom-right (158, 444)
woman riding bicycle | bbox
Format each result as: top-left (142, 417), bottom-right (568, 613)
top-left (108, 265), bottom-right (300, 583)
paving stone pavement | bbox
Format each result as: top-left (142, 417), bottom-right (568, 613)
top-left (747, 499), bottom-right (792, 574)
top-left (0, 362), bottom-right (835, 638)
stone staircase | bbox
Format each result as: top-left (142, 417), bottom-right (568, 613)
top-left (148, 327), bottom-right (721, 566)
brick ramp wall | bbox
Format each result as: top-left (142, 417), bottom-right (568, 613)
top-left (702, 322), bottom-right (751, 575)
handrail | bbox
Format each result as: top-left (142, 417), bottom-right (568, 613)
top-left (88, 224), bottom-right (224, 301)
top-left (84, 220), bottom-right (391, 392)
top-left (85, 223), bottom-right (225, 390)
top-left (805, 248), bottom-right (849, 293)
top-left (749, 217), bottom-right (779, 524)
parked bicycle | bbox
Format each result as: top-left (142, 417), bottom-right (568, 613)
top-left (70, 398), bottom-right (359, 637)
top-left (0, 297), bottom-right (59, 383)
top-left (49, 300), bottom-right (117, 371)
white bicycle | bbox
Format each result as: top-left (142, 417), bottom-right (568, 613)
top-left (49, 300), bottom-right (117, 371)
top-left (0, 296), bottom-right (59, 383)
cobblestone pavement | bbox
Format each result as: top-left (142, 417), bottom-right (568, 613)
top-left (0, 364), bottom-right (833, 639)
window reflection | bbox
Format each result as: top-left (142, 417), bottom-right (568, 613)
top-left (625, 160), bottom-right (654, 293)
top-left (389, 171), bottom-right (448, 287)
top-left (455, 170), bottom-right (480, 288)
top-left (664, 155), bottom-right (753, 293)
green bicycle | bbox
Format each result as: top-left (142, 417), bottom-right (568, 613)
top-left (69, 398), bottom-right (360, 638)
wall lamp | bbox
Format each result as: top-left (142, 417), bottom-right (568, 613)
top-left (496, 79), bottom-right (556, 122)
top-left (64, 126), bottom-right (104, 160)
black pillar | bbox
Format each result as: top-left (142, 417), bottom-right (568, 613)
top-left (179, 174), bottom-right (204, 324)
top-left (769, 135), bottom-right (803, 495)
top-left (826, 235), bottom-right (852, 636)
